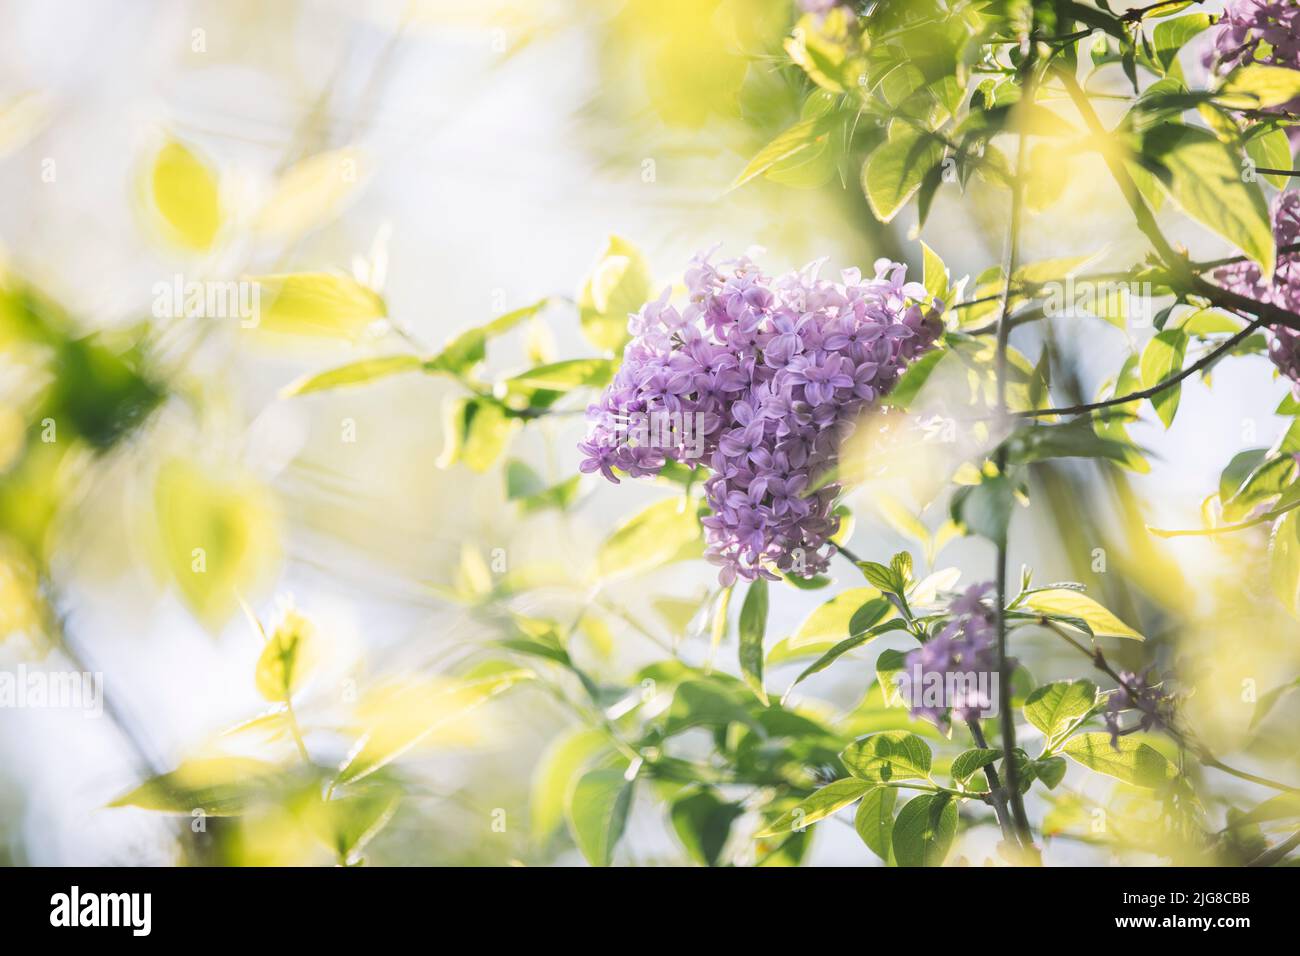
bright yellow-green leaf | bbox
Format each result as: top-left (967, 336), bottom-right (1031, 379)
top-left (767, 587), bottom-right (885, 664)
top-left (1218, 64), bottom-right (1300, 110)
top-left (438, 398), bottom-right (516, 473)
top-left (109, 757), bottom-right (281, 815)
top-left (1140, 329), bottom-right (1188, 428)
top-left (336, 666), bottom-right (533, 785)
top-left (1062, 732), bottom-right (1176, 788)
top-left (1023, 588), bottom-right (1144, 640)
top-left (532, 727), bottom-right (610, 840)
top-left (507, 359), bottom-right (614, 391)
top-left (755, 778), bottom-right (873, 836)
top-left (250, 273), bottom-right (387, 339)
top-left (1023, 679), bottom-right (1098, 740)
top-left (732, 117), bottom-right (828, 190)
top-left (577, 236), bottom-right (651, 352)
top-left (1269, 509), bottom-right (1300, 616)
top-left (1144, 125), bottom-right (1275, 276)
top-left (596, 497), bottom-right (701, 578)
top-left (862, 124), bottom-right (944, 223)
top-left (281, 355), bottom-right (423, 397)
top-left (1246, 128), bottom-right (1294, 189)
top-left (892, 793), bottom-right (957, 867)
top-left (151, 139), bottom-right (221, 251)
top-left (254, 148), bottom-right (367, 240)
top-left (255, 608), bottom-right (319, 702)
top-left (153, 459), bottom-right (280, 628)
top-left (565, 766), bottom-right (633, 866)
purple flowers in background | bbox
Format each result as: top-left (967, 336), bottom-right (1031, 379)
top-left (1206, 1), bottom-right (1300, 83)
top-left (1103, 668), bottom-right (1174, 749)
top-left (579, 250), bottom-right (943, 586)
top-left (898, 582), bottom-right (1000, 728)
top-left (1213, 191), bottom-right (1300, 395)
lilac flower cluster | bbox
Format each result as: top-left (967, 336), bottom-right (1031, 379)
top-left (1103, 667), bottom-right (1174, 749)
top-left (1205, 1), bottom-right (1300, 97)
top-left (1212, 191), bottom-right (1300, 394)
top-left (898, 583), bottom-right (1000, 729)
top-left (578, 250), bottom-right (943, 586)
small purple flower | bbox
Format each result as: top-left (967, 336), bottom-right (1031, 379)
top-left (1103, 667), bottom-right (1174, 748)
top-left (899, 583), bottom-right (1000, 728)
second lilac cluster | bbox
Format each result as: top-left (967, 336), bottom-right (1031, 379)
top-left (1205, 1), bottom-right (1300, 86)
top-left (578, 250), bottom-right (943, 586)
top-left (898, 583), bottom-right (1000, 728)
top-left (1213, 191), bottom-right (1300, 395)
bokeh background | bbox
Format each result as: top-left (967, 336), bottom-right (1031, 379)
top-left (1, 0), bottom-right (1296, 865)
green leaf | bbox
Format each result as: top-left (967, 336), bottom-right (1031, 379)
top-left (738, 578), bottom-right (769, 705)
top-left (335, 665), bottom-right (532, 785)
top-left (251, 273), bottom-right (387, 340)
top-left (840, 731), bottom-right (933, 783)
top-left (1140, 329), bottom-right (1188, 428)
top-left (892, 793), bottom-right (957, 867)
top-left (1062, 733), bottom-right (1176, 788)
top-left (732, 116), bottom-right (831, 190)
top-left (1152, 14), bottom-right (1211, 72)
top-left (1269, 509), bottom-right (1300, 615)
top-left (1142, 124), bottom-right (1274, 275)
top-left (1004, 419), bottom-right (1142, 466)
top-left (507, 359), bottom-right (614, 392)
top-left (1251, 676), bottom-right (1300, 730)
top-left (254, 609), bottom-right (318, 702)
top-left (282, 355), bottom-right (423, 397)
top-left (767, 587), bottom-right (887, 664)
top-left (153, 458), bottom-right (279, 628)
top-left (876, 648), bottom-right (910, 708)
top-left (1035, 755), bottom-right (1068, 789)
top-left (315, 779), bottom-right (401, 863)
top-left (784, 618), bottom-right (911, 700)
top-left (1022, 588), bottom-right (1144, 640)
top-left (854, 786), bottom-right (896, 862)
top-left (1023, 679), bottom-right (1099, 741)
top-left (438, 398), bottom-right (515, 472)
top-left (862, 123), bottom-right (945, 223)
top-left (150, 139), bottom-right (221, 251)
top-left (663, 679), bottom-right (759, 736)
top-left (1218, 64), bottom-right (1300, 110)
top-left (754, 778), bottom-right (874, 836)
top-left (1246, 127), bottom-right (1295, 189)
top-left (577, 236), bottom-right (651, 353)
top-left (596, 497), bottom-right (701, 578)
top-left (859, 561), bottom-right (902, 594)
top-left (565, 767), bottom-right (634, 867)
top-left (670, 788), bottom-right (743, 866)
top-left (531, 727), bottom-right (610, 841)
top-left (424, 328), bottom-right (487, 375)
top-left (1222, 454), bottom-right (1296, 523)
top-left (887, 346), bottom-right (946, 409)
top-left (950, 748), bottom-right (1000, 782)
top-left (109, 757), bottom-right (281, 815)
top-left (949, 474), bottom-right (1014, 546)
top-left (920, 240), bottom-right (948, 304)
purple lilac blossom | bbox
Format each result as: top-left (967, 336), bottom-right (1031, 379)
top-left (1205, 1), bottom-right (1300, 142)
top-left (1103, 667), bottom-right (1174, 749)
top-left (898, 582), bottom-right (1000, 729)
top-left (578, 250), bottom-right (943, 586)
top-left (1206, 1), bottom-right (1300, 87)
top-left (1212, 191), bottom-right (1300, 395)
